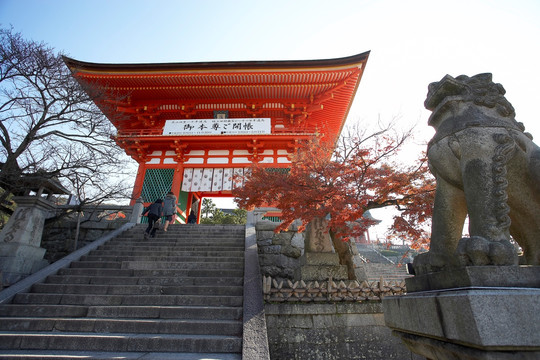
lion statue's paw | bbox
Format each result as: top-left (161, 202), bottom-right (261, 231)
top-left (456, 236), bottom-right (518, 266)
top-left (412, 251), bottom-right (454, 275)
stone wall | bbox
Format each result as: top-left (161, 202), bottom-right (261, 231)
top-left (41, 219), bottom-right (129, 262)
top-left (257, 219), bottom-right (416, 359)
top-left (256, 220), bottom-right (304, 281)
top-left (265, 302), bottom-right (421, 360)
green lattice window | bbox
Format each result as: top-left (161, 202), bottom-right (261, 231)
top-left (140, 168), bottom-right (174, 203)
top-left (262, 216), bottom-right (282, 223)
top-left (265, 168), bottom-right (290, 174)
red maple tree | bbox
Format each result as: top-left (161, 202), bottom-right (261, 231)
top-left (233, 122), bottom-right (435, 250)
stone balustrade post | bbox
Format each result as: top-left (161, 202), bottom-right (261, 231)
top-left (130, 198), bottom-right (145, 223)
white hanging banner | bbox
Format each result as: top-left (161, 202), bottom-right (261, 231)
top-left (212, 169), bottom-right (224, 192)
top-left (222, 168), bottom-right (233, 191)
top-left (163, 118), bottom-right (271, 136)
top-left (181, 168), bottom-right (194, 192)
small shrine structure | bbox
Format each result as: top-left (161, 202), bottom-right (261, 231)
top-left (64, 52), bottom-right (369, 222)
top-left (0, 176), bottom-right (69, 285)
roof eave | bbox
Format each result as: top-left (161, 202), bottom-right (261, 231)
top-left (63, 51), bottom-right (370, 74)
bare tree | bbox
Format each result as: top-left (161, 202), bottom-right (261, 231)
top-left (0, 27), bottom-right (134, 215)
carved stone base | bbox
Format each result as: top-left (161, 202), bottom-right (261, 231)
top-left (396, 331), bottom-right (539, 360)
top-left (0, 242), bottom-right (47, 285)
top-left (294, 252), bottom-right (348, 281)
top-left (0, 196), bottom-right (54, 286)
top-left (406, 265), bottom-right (540, 292)
top-left (383, 287), bottom-right (540, 360)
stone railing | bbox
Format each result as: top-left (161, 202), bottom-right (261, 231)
top-left (54, 204), bottom-right (138, 223)
top-left (42, 203), bottom-right (140, 263)
top-left (263, 276), bottom-right (406, 303)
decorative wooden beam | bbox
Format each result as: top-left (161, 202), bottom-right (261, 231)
top-left (247, 139), bottom-right (264, 163)
top-left (171, 140), bottom-right (188, 163)
top-left (119, 140), bottom-right (149, 162)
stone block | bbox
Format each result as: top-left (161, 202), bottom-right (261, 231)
top-left (291, 232), bottom-right (304, 248)
top-left (339, 313), bottom-right (383, 327)
top-left (284, 315), bottom-right (314, 329)
top-left (259, 245), bottom-right (282, 254)
top-left (266, 303), bottom-right (338, 316)
top-left (406, 265), bottom-right (540, 292)
top-left (0, 242), bottom-right (46, 258)
top-left (294, 264), bottom-right (348, 281)
top-left (259, 254), bottom-right (282, 266)
top-left (257, 230), bottom-right (276, 240)
top-left (383, 287), bottom-right (540, 359)
top-left (255, 221), bottom-right (279, 231)
top-left (397, 331), bottom-right (539, 360)
top-left (334, 302), bottom-right (382, 314)
top-left (304, 217), bottom-right (333, 253)
top-left (272, 232), bottom-right (291, 245)
top-left (299, 252), bottom-right (340, 266)
top-left (0, 246), bottom-right (46, 276)
top-left (265, 302), bottom-right (419, 359)
top-left (312, 314), bottom-right (335, 329)
top-left (256, 238), bottom-right (273, 247)
top-left (281, 245), bottom-right (301, 258)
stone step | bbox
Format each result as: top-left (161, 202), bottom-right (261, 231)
top-left (0, 223), bottom-right (247, 358)
top-left (116, 231), bottom-right (244, 236)
top-left (0, 332), bottom-right (242, 353)
top-left (45, 275), bottom-right (243, 286)
top-left (124, 227), bottom-right (244, 231)
top-left (29, 283), bottom-right (243, 296)
top-left (363, 263), bottom-right (412, 282)
top-left (89, 249), bottom-right (244, 257)
top-left (0, 304), bottom-right (242, 320)
top-left (0, 350), bottom-right (242, 360)
top-left (99, 244), bottom-right (245, 251)
top-left (69, 261), bottom-right (243, 271)
top-left (119, 261), bottom-right (244, 271)
top-left (80, 255), bottom-right (244, 263)
top-left (0, 317), bottom-right (242, 335)
top-left (13, 293), bottom-right (243, 307)
top-left (57, 267), bottom-right (244, 278)
top-left (112, 234), bottom-right (245, 240)
top-left (114, 237), bottom-right (245, 243)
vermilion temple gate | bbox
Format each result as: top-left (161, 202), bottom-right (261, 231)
top-left (64, 52), bottom-right (369, 223)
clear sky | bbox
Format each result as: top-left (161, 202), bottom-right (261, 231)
top-left (1, 0), bottom-right (539, 235)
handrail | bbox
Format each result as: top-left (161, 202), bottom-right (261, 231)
top-left (0, 223), bottom-right (135, 304)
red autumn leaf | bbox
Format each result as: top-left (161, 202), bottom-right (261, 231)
top-left (233, 123), bottom-right (436, 245)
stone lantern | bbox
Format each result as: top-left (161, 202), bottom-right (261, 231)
top-left (0, 176), bottom-right (69, 286)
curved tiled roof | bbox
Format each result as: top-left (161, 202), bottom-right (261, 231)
top-left (64, 52), bottom-right (369, 154)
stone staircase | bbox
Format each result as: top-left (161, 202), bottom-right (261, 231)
top-left (0, 224), bottom-right (246, 360)
top-left (355, 244), bottom-right (394, 264)
top-left (363, 263), bottom-right (412, 283)
top-left (355, 244), bottom-right (412, 283)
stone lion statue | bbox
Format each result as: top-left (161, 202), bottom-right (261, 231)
top-left (413, 73), bottom-right (540, 275)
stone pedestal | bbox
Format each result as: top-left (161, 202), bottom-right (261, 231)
top-left (294, 217), bottom-right (348, 281)
top-left (383, 266), bottom-right (540, 360)
top-left (130, 197), bottom-right (145, 223)
top-left (294, 252), bottom-right (348, 281)
top-left (0, 196), bottom-right (55, 285)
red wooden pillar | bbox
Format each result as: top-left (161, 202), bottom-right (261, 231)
top-left (171, 164), bottom-right (183, 196)
top-left (186, 192), bottom-right (194, 219)
top-left (130, 162), bottom-right (147, 206)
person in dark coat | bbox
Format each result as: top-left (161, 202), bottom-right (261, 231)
top-left (162, 191), bottom-right (177, 232)
top-left (187, 210), bottom-right (197, 224)
top-left (142, 199), bottom-right (163, 238)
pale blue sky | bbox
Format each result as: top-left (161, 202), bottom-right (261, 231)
top-left (1, 0), bottom-right (538, 138)
top-left (1, 0), bottom-right (539, 231)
